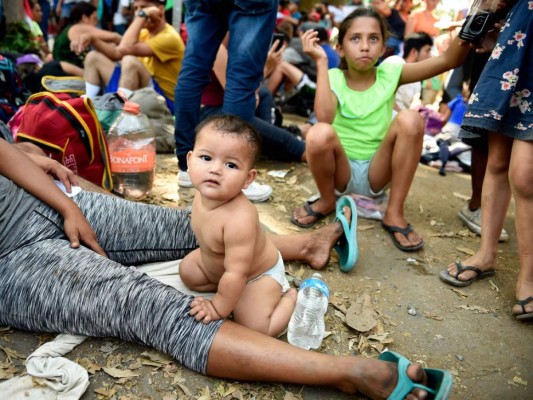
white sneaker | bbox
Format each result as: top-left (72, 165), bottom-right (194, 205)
top-left (458, 204), bottom-right (508, 242)
top-left (177, 170), bottom-right (193, 188)
top-left (243, 181), bottom-right (272, 202)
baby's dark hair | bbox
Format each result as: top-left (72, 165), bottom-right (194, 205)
top-left (337, 7), bottom-right (389, 70)
top-left (69, 2), bottom-right (97, 24)
top-left (194, 114), bottom-right (262, 164)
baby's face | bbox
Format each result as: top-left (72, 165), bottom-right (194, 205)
top-left (187, 128), bottom-right (256, 202)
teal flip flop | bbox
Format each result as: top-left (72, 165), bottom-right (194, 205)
top-left (379, 351), bottom-right (453, 400)
top-left (334, 195), bottom-right (358, 273)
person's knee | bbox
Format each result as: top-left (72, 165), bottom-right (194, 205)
top-left (306, 123), bottom-right (336, 154)
top-left (509, 166), bottom-right (533, 198)
top-left (84, 50), bottom-right (101, 68)
top-left (396, 110), bottom-right (425, 139)
top-left (487, 154), bottom-right (510, 176)
top-left (120, 55), bottom-right (140, 72)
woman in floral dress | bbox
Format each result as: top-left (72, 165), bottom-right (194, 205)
top-left (440, 0), bottom-right (533, 321)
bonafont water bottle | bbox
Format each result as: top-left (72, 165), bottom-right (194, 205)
top-left (107, 100), bottom-right (155, 199)
top-left (287, 273), bottom-right (330, 350)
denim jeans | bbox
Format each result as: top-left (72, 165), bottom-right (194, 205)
top-left (174, 0), bottom-right (277, 171)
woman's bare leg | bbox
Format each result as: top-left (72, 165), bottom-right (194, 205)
top-left (509, 139), bottom-right (533, 315)
top-left (207, 322), bottom-right (429, 399)
top-left (446, 133), bottom-right (512, 281)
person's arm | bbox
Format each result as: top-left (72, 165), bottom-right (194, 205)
top-left (190, 210), bottom-right (257, 323)
top-left (117, 6), bottom-right (159, 57)
top-left (399, 36), bottom-right (470, 85)
top-left (301, 29), bottom-right (337, 123)
top-left (0, 139), bottom-right (105, 256)
top-left (404, 13), bottom-right (416, 37)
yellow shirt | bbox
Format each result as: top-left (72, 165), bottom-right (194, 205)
top-left (138, 24), bottom-right (184, 101)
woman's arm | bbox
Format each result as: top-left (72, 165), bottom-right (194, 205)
top-left (0, 139), bottom-right (105, 256)
top-left (301, 30), bottom-right (337, 123)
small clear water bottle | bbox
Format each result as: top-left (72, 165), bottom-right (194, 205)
top-left (107, 100), bottom-right (155, 199)
top-left (287, 273), bottom-right (330, 350)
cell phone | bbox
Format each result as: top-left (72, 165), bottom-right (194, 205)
top-left (271, 33), bottom-right (286, 51)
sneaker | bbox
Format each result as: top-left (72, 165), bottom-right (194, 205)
top-left (458, 204), bottom-right (508, 242)
top-left (243, 181), bottom-right (272, 202)
top-left (177, 170), bottom-right (193, 188)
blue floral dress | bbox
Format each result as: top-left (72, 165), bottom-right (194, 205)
top-left (461, 0), bottom-right (533, 141)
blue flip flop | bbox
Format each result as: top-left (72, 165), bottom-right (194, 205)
top-left (334, 195), bottom-right (358, 273)
top-left (379, 351), bottom-right (453, 400)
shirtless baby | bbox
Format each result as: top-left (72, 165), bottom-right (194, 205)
top-left (180, 115), bottom-right (297, 337)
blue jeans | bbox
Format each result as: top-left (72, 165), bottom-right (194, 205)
top-left (174, 0), bottom-right (277, 171)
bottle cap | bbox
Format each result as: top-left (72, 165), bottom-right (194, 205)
top-left (123, 100), bottom-right (141, 114)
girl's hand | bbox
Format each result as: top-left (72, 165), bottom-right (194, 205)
top-left (471, 21), bottom-right (502, 53)
top-left (301, 29), bottom-right (327, 61)
top-left (63, 206), bottom-right (107, 256)
top-left (190, 297), bottom-right (222, 323)
top-left (27, 153), bottom-right (79, 193)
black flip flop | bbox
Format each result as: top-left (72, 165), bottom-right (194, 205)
top-left (382, 222), bottom-right (424, 252)
top-left (439, 261), bottom-right (495, 287)
top-left (291, 200), bottom-right (327, 228)
top-left (515, 296), bottom-right (533, 321)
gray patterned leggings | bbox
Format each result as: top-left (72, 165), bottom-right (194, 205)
top-left (0, 191), bottom-right (223, 374)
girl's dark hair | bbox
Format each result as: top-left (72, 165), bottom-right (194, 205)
top-left (337, 7), bottom-right (390, 69)
top-left (194, 114), bottom-right (262, 164)
top-left (68, 2), bottom-right (97, 25)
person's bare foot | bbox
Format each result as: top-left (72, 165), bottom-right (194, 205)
top-left (337, 357), bottom-right (430, 399)
top-left (445, 253), bottom-right (496, 283)
top-left (300, 205), bottom-right (352, 270)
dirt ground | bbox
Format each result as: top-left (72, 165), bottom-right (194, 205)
top-left (1, 127), bottom-right (532, 399)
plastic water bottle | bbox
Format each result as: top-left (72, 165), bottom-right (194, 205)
top-left (107, 100), bottom-right (155, 199)
top-left (287, 273), bottom-right (330, 350)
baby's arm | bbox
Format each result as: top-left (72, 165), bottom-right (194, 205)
top-left (0, 139), bottom-right (105, 256)
top-left (190, 211), bottom-right (257, 323)
top-left (301, 30), bottom-right (337, 123)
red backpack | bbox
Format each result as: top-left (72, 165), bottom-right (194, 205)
top-left (15, 92), bottom-right (113, 191)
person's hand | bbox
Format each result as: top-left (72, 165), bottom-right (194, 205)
top-left (63, 206), bottom-right (107, 256)
top-left (71, 32), bottom-right (91, 55)
top-left (27, 153), bottom-right (79, 193)
top-left (189, 297), bottom-right (223, 323)
top-left (141, 6), bottom-right (161, 24)
top-left (264, 39), bottom-right (285, 78)
top-left (301, 29), bottom-right (327, 61)
top-left (470, 21), bottom-right (503, 53)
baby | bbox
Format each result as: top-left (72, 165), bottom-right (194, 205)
top-left (180, 115), bottom-right (296, 337)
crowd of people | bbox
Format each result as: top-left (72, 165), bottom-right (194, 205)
top-left (1, 0), bottom-right (532, 398)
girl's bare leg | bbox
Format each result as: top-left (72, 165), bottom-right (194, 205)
top-left (509, 139), bottom-right (533, 316)
top-left (207, 322), bottom-right (429, 400)
top-left (369, 110), bottom-right (425, 249)
top-left (446, 133), bottom-right (513, 281)
top-left (291, 123), bottom-right (351, 226)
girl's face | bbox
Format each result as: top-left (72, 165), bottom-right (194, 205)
top-left (338, 17), bottom-right (386, 72)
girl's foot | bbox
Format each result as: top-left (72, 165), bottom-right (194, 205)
top-left (291, 198), bottom-right (335, 228)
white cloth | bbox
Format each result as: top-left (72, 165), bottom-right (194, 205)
top-left (0, 260), bottom-right (212, 399)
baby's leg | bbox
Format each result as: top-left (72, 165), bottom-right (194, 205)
top-left (180, 249), bottom-right (217, 292)
top-left (233, 277), bottom-right (297, 337)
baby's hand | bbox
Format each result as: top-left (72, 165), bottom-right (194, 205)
top-left (189, 297), bottom-right (222, 323)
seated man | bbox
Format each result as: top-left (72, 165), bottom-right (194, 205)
top-left (82, 0), bottom-right (184, 112)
